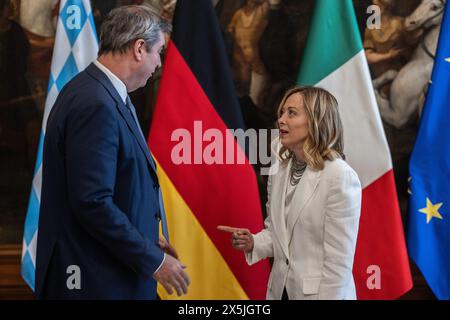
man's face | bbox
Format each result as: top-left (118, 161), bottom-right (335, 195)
top-left (138, 31), bottom-right (165, 88)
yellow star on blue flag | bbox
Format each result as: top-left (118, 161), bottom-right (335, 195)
top-left (419, 198), bottom-right (443, 223)
top-left (408, 1), bottom-right (450, 300)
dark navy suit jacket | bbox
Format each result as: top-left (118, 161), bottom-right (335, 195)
top-left (35, 63), bottom-right (164, 299)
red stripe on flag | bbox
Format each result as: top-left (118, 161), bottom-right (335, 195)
top-left (353, 169), bottom-right (412, 299)
top-left (149, 42), bottom-right (270, 299)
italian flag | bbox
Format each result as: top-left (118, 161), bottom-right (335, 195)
top-left (297, 0), bottom-right (412, 299)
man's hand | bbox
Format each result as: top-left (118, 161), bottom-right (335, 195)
top-left (153, 254), bottom-right (190, 296)
top-left (158, 236), bottom-right (179, 259)
top-left (217, 225), bottom-right (254, 253)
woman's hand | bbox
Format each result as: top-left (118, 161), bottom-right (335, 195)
top-left (217, 225), bottom-right (254, 253)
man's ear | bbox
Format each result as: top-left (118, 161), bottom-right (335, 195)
top-left (133, 39), bottom-right (146, 62)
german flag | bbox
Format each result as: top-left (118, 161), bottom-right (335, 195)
top-left (148, 0), bottom-right (270, 299)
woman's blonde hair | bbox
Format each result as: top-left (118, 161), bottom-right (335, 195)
top-left (277, 86), bottom-right (345, 170)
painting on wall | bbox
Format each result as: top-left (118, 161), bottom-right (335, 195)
top-left (0, 0), bottom-right (442, 246)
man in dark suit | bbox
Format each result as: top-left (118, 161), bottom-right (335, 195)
top-left (35, 5), bottom-right (189, 299)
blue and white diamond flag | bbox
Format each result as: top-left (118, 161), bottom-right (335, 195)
top-left (21, 0), bottom-right (98, 291)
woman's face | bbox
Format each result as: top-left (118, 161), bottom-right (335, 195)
top-left (278, 92), bottom-right (310, 152)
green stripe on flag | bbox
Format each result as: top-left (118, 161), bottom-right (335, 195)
top-left (297, 0), bottom-right (363, 85)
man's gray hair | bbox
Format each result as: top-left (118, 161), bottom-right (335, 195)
top-left (99, 5), bottom-right (171, 56)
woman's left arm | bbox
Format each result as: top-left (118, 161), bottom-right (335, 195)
top-left (318, 167), bottom-right (362, 300)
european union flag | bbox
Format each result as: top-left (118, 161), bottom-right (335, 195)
top-left (408, 1), bottom-right (450, 300)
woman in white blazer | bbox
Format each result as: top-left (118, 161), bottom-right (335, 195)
top-left (219, 86), bottom-right (362, 300)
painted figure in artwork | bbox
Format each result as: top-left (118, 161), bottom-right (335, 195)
top-left (228, 0), bottom-right (272, 106)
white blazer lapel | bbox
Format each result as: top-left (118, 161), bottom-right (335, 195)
top-left (285, 167), bottom-right (321, 243)
top-left (269, 161), bottom-right (291, 260)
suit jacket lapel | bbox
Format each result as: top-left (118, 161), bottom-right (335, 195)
top-left (270, 161), bottom-right (291, 260)
top-left (116, 100), bottom-right (157, 174)
top-left (285, 166), bottom-right (321, 244)
top-left (86, 63), bottom-right (157, 177)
